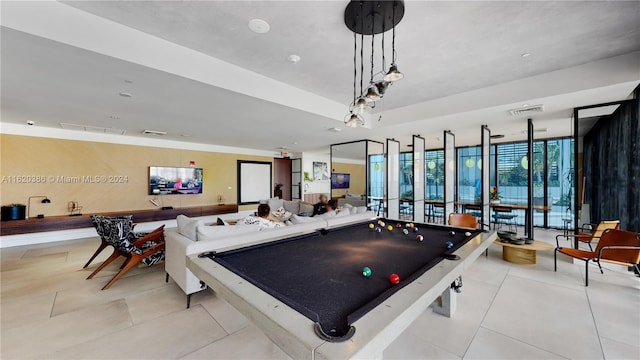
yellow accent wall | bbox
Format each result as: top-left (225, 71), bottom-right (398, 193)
top-left (331, 162), bottom-right (366, 198)
top-left (0, 134), bottom-right (271, 216)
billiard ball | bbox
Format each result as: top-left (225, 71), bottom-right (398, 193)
top-left (396, 223), bottom-right (402, 229)
top-left (402, 229), bottom-right (409, 235)
top-left (405, 223), bottom-right (411, 228)
top-left (464, 231), bottom-right (472, 236)
top-left (409, 223), bottom-right (415, 228)
top-left (416, 235), bottom-right (424, 241)
top-left (446, 241), bottom-right (454, 249)
top-left (379, 221), bottom-right (386, 227)
top-left (389, 273), bottom-right (400, 284)
top-left (362, 266), bottom-right (372, 277)
top-left (448, 231), bottom-right (456, 237)
top-left (413, 227), bottom-right (419, 233)
top-left (375, 227), bottom-right (382, 233)
top-left (387, 225), bottom-right (394, 231)
top-left (369, 223), bottom-right (375, 229)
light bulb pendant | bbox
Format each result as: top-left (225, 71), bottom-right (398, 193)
top-left (351, 97), bottom-right (373, 114)
top-left (364, 86), bottom-right (382, 101)
top-left (383, 64), bottom-right (404, 82)
top-left (345, 113), bottom-right (365, 128)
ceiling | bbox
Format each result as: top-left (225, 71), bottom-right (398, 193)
top-left (1, 1), bottom-right (639, 153)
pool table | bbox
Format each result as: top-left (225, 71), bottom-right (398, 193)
top-left (187, 219), bottom-right (496, 359)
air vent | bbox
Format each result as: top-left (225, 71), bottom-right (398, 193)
top-left (509, 104), bottom-right (544, 116)
top-left (142, 130), bottom-right (167, 136)
top-left (490, 134), bottom-right (505, 139)
top-left (60, 123), bottom-right (126, 135)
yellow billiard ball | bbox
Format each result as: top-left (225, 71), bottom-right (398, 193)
top-left (369, 223), bottom-right (375, 229)
top-left (387, 225), bottom-right (393, 231)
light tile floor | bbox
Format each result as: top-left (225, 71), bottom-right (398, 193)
top-left (1, 228), bottom-right (638, 359)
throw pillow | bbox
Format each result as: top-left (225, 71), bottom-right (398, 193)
top-left (176, 214), bottom-right (201, 241)
top-left (299, 203), bottom-right (314, 216)
top-left (268, 198), bottom-right (284, 211)
top-left (283, 200), bottom-right (300, 215)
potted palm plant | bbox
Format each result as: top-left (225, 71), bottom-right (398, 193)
top-left (489, 186), bottom-right (501, 204)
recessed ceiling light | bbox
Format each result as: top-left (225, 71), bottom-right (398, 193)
top-left (119, 92), bottom-right (133, 98)
top-left (328, 127), bottom-right (342, 132)
top-left (293, 141), bottom-right (298, 145)
top-left (26, 120), bottom-right (35, 126)
top-left (521, 53), bottom-right (531, 58)
top-left (109, 115), bottom-right (121, 119)
top-left (124, 79), bottom-right (133, 83)
top-left (522, 103), bottom-right (529, 107)
top-left (287, 54), bottom-right (301, 64)
top-left (248, 18), bottom-right (270, 34)
top-left (180, 134), bottom-right (191, 137)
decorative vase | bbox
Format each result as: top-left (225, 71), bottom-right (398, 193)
top-left (490, 199), bottom-right (500, 205)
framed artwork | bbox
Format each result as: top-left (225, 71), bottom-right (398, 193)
top-left (313, 161), bottom-right (329, 181)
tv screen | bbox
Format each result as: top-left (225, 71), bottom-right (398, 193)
top-left (331, 173), bottom-right (350, 189)
top-left (149, 166), bottom-right (203, 195)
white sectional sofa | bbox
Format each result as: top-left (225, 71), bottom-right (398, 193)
top-left (165, 207), bottom-right (376, 306)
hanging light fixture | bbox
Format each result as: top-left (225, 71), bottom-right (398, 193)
top-left (344, 0), bottom-right (405, 128)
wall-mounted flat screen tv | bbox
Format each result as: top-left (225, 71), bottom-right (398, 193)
top-left (149, 166), bottom-right (203, 195)
top-left (331, 173), bottom-right (350, 189)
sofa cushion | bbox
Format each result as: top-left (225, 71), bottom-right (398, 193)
top-left (176, 215), bottom-right (202, 241)
top-left (268, 198), bottom-right (284, 211)
top-left (336, 208), bottom-right (351, 216)
top-left (315, 210), bottom-right (337, 220)
top-left (290, 214), bottom-right (324, 225)
top-left (283, 200), bottom-right (300, 215)
top-left (196, 224), bottom-right (259, 242)
top-left (299, 203), bottom-right (314, 215)
top-left (355, 206), bottom-right (367, 214)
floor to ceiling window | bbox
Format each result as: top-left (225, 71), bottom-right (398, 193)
top-left (368, 154), bottom-right (385, 200)
top-left (457, 146), bottom-right (482, 203)
top-left (425, 150), bottom-right (444, 200)
top-left (546, 138), bottom-right (575, 228)
top-left (367, 138), bottom-right (574, 229)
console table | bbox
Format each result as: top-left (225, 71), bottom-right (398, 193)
top-left (0, 204), bottom-right (238, 236)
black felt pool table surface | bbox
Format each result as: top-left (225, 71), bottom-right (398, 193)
top-left (209, 219), bottom-right (481, 337)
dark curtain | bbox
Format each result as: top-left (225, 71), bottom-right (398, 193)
top-left (583, 97), bottom-right (640, 232)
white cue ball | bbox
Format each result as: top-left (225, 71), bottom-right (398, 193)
top-left (464, 231), bottom-right (472, 236)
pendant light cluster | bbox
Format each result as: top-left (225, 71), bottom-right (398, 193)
top-left (343, 0), bottom-right (405, 128)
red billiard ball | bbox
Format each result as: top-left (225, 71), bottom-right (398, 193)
top-left (416, 235), bottom-right (424, 241)
top-left (389, 273), bottom-right (400, 284)
top-left (396, 223), bottom-right (402, 229)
